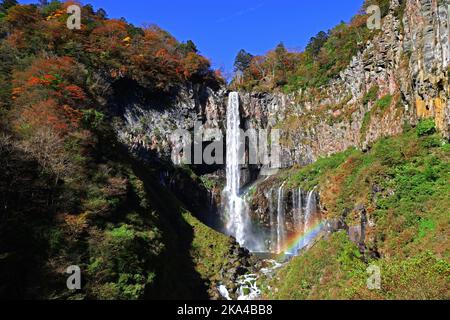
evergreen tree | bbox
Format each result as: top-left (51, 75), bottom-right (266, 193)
top-left (233, 49), bottom-right (253, 73)
top-left (178, 40), bottom-right (198, 55)
top-left (306, 31), bottom-right (329, 58)
top-left (96, 8), bottom-right (107, 19)
top-left (0, 0), bottom-right (18, 13)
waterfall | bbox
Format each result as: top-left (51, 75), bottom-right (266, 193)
top-left (223, 92), bottom-right (246, 245)
top-left (292, 188), bottom-right (303, 228)
top-left (268, 188), bottom-right (276, 253)
top-left (224, 92), bottom-right (258, 250)
top-left (303, 189), bottom-right (317, 248)
top-left (222, 92), bottom-right (321, 255)
top-left (218, 285), bottom-right (232, 301)
top-left (292, 189), bottom-right (297, 226)
top-left (298, 188), bottom-right (303, 229)
top-left (288, 188), bottom-right (304, 255)
top-left (276, 182), bottom-right (286, 254)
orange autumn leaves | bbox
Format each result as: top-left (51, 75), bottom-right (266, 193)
top-left (3, 3), bottom-right (222, 92)
top-left (12, 57), bottom-right (87, 136)
top-left (21, 99), bottom-right (81, 134)
top-left (82, 18), bottom-right (217, 88)
top-left (182, 52), bottom-right (211, 79)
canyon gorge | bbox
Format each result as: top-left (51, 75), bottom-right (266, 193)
top-left (0, 0), bottom-right (448, 300)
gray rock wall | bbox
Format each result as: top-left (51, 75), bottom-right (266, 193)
top-left (115, 0), bottom-right (449, 173)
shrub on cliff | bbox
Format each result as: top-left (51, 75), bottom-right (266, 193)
top-left (416, 118), bottom-right (436, 137)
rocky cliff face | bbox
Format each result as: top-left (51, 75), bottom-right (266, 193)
top-left (115, 0), bottom-right (448, 169)
top-left (236, 0), bottom-right (449, 249)
top-left (112, 0), bottom-right (449, 252)
top-left (111, 81), bottom-right (226, 162)
top-left (238, 0), bottom-right (449, 167)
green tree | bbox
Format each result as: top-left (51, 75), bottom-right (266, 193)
top-left (0, 42), bottom-right (16, 110)
top-left (96, 8), bottom-right (107, 19)
top-left (233, 49), bottom-right (254, 73)
top-left (178, 40), bottom-right (198, 56)
top-left (306, 31), bottom-right (329, 58)
top-left (0, 0), bottom-right (17, 13)
top-left (40, 0), bottom-right (61, 16)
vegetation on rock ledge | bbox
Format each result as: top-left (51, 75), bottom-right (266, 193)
top-left (264, 124), bottom-right (449, 300)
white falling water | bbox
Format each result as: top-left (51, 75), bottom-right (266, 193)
top-left (292, 188), bottom-right (303, 228)
top-left (267, 188), bottom-right (276, 252)
top-left (223, 92), bottom-right (246, 245)
top-left (222, 91), bottom-right (321, 256)
top-left (276, 182), bottom-right (286, 254)
top-left (303, 189), bottom-right (317, 248)
top-left (237, 274), bottom-right (261, 300)
top-left (218, 285), bottom-right (232, 301)
top-left (292, 189), bottom-right (297, 226)
top-left (288, 188), bottom-right (304, 255)
top-left (298, 188), bottom-right (303, 229)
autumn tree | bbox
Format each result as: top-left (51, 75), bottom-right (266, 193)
top-left (182, 52), bottom-right (211, 80)
top-left (5, 4), bottom-right (39, 28)
top-left (12, 56), bottom-right (88, 136)
top-left (2, 1), bottom-right (221, 94)
top-left (266, 42), bottom-right (289, 86)
top-left (40, 0), bottom-right (62, 16)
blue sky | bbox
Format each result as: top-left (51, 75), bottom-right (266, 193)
top-left (20, 0), bottom-right (364, 74)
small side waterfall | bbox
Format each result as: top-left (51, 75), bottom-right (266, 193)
top-left (276, 182), bottom-right (286, 254)
top-left (304, 189), bottom-right (317, 247)
top-left (292, 188), bottom-right (303, 228)
top-left (284, 187), bottom-right (322, 255)
top-left (267, 188), bottom-right (277, 253)
top-left (287, 188), bottom-right (304, 254)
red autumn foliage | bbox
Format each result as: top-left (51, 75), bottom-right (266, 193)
top-left (20, 98), bottom-right (83, 135)
top-left (13, 56), bottom-right (88, 136)
top-left (4, 2), bottom-right (221, 93)
top-left (88, 19), bottom-right (129, 54)
top-left (5, 5), bottom-right (40, 28)
top-left (64, 85), bottom-right (86, 101)
top-left (182, 52), bottom-right (211, 79)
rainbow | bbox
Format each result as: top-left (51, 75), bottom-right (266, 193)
top-left (277, 220), bottom-right (325, 257)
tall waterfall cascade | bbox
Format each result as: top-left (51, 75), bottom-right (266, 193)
top-left (223, 92), bottom-right (322, 256)
top-left (223, 92), bottom-right (247, 245)
top-left (223, 92), bottom-right (265, 250)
